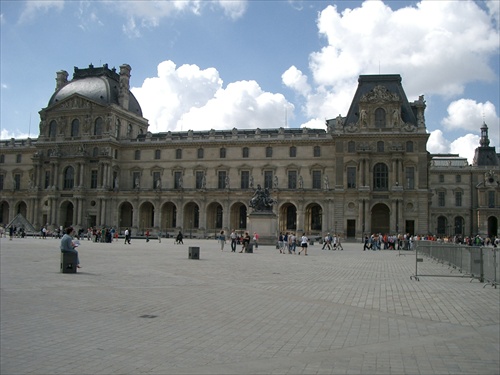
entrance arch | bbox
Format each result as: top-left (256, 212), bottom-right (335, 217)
top-left (60, 201), bottom-right (74, 228)
top-left (371, 203), bottom-right (390, 234)
top-left (488, 216), bottom-right (498, 238)
top-left (0, 201), bottom-right (9, 225)
top-left (279, 203), bottom-right (297, 232)
top-left (183, 202), bottom-right (200, 231)
top-left (15, 201), bottom-right (27, 217)
top-left (206, 202), bottom-right (223, 232)
top-left (230, 202), bottom-right (247, 230)
top-left (119, 202), bottom-right (133, 230)
top-left (305, 203), bottom-right (322, 233)
top-left (139, 201), bottom-right (154, 232)
top-left (161, 202), bottom-right (177, 232)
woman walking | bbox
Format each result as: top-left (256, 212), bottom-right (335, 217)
top-left (298, 233), bottom-right (309, 255)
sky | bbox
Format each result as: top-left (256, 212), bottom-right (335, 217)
top-left (1, 0), bottom-right (499, 164)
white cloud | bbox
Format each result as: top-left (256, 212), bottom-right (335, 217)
top-left (132, 60), bottom-right (293, 132)
top-left (18, 1), bottom-right (64, 24)
top-left (284, 0), bottom-right (498, 117)
top-left (427, 129), bottom-right (451, 154)
top-left (442, 99), bottom-right (498, 132)
top-left (113, 0), bottom-right (246, 37)
top-left (450, 134), bottom-right (481, 165)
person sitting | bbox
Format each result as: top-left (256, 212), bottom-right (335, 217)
top-left (60, 226), bottom-right (81, 268)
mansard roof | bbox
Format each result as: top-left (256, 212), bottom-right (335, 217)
top-left (343, 74), bottom-right (418, 127)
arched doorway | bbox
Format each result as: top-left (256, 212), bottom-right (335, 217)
top-left (305, 203), bottom-right (322, 233)
top-left (139, 202), bottom-right (154, 233)
top-left (279, 203), bottom-right (297, 232)
top-left (60, 201), bottom-right (74, 228)
top-left (15, 201), bottom-right (27, 217)
top-left (0, 201), bottom-right (10, 225)
top-left (183, 202), bottom-right (200, 235)
top-left (488, 216), bottom-right (498, 238)
top-left (371, 203), bottom-right (390, 234)
top-left (230, 202), bottom-right (247, 230)
top-left (161, 202), bottom-right (177, 233)
top-left (119, 202), bottom-right (133, 230)
top-left (206, 202), bottom-right (223, 234)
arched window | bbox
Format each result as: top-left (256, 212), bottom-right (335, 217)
top-left (437, 216), bottom-right (447, 236)
top-left (63, 166), bottom-right (75, 189)
top-left (374, 108), bottom-right (386, 128)
top-left (377, 141), bottom-right (384, 152)
top-left (115, 119), bottom-right (121, 138)
top-left (347, 141), bottom-right (355, 153)
top-left (406, 141), bottom-right (414, 152)
top-left (71, 119), bottom-right (79, 137)
top-left (49, 120), bottom-right (57, 138)
top-left (454, 216), bottom-right (464, 235)
top-left (94, 117), bottom-right (103, 136)
top-left (373, 163), bottom-right (388, 191)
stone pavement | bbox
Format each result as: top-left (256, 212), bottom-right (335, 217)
top-left (1, 236), bottom-right (499, 375)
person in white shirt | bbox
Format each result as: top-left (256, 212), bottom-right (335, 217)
top-left (298, 233), bottom-right (309, 255)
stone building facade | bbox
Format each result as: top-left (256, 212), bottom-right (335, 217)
top-left (0, 64), bottom-right (498, 240)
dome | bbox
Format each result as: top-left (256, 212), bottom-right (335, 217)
top-left (47, 64), bottom-right (142, 116)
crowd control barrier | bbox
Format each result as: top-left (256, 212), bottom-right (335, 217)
top-left (411, 241), bottom-right (498, 288)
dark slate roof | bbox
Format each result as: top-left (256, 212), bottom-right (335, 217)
top-left (47, 64), bottom-right (142, 116)
top-left (343, 74), bottom-right (418, 126)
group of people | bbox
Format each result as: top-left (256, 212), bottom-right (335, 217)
top-left (277, 232), bottom-right (311, 255)
top-left (219, 230), bottom-right (260, 253)
top-left (320, 233), bottom-right (343, 251)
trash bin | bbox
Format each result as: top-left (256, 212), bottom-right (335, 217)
top-left (60, 252), bottom-right (77, 273)
top-left (189, 246), bottom-right (200, 259)
top-left (245, 244), bottom-right (253, 253)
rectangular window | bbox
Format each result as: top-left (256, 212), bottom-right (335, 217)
top-left (241, 171), bottom-right (250, 189)
top-left (155, 149), bottom-right (161, 160)
top-left (44, 171), bottom-right (50, 189)
top-left (288, 171), bottom-right (297, 189)
top-left (197, 148), bottom-right (204, 159)
top-left (174, 171), bottom-right (182, 189)
top-left (196, 171), bottom-right (204, 189)
top-left (405, 167), bottom-right (415, 189)
top-left (220, 148), bottom-right (226, 158)
top-left (175, 149), bottom-right (182, 159)
top-left (242, 147), bottom-right (249, 158)
top-left (133, 172), bottom-right (141, 189)
top-left (313, 146), bottom-right (321, 157)
top-left (134, 150), bottom-right (141, 160)
top-left (455, 174), bottom-right (461, 183)
top-left (289, 147), bottom-right (296, 157)
top-left (312, 170), bottom-right (321, 189)
top-left (438, 191), bottom-right (445, 207)
top-left (153, 172), bottom-right (161, 189)
top-left (266, 147), bottom-right (273, 158)
top-left (455, 191), bottom-right (462, 207)
top-left (264, 171), bottom-right (273, 189)
top-left (347, 166), bottom-right (356, 189)
top-left (439, 174), bottom-right (444, 183)
top-left (90, 170), bottom-right (98, 189)
top-left (0, 174), bottom-right (4, 190)
top-left (14, 174), bottom-right (21, 190)
top-left (218, 171), bottom-right (227, 189)
top-left (16, 154), bottom-right (22, 163)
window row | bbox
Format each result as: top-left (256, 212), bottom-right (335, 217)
top-left (45, 117), bottom-right (136, 138)
top-left (346, 140), bottom-right (414, 153)
top-left (134, 146), bottom-right (322, 161)
top-left (0, 154), bottom-right (22, 163)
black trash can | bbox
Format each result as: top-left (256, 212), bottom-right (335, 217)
top-left (189, 246), bottom-right (200, 259)
top-left (60, 252), bottom-right (77, 273)
top-left (245, 244), bottom-right (253, 253)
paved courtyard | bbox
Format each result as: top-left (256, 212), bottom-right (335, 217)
top-left (1, 236), bottom-right (499, 375)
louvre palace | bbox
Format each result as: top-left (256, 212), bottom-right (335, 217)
top-left (0, 63), bottom-right (498, 240)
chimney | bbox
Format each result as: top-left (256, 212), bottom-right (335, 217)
top-left (55, 70), bottom-right (68, 91)
top-left (118, 64), bottom-right (131, 110)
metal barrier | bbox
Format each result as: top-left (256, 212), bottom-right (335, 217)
top-left (411, 241), bottom-right (498, 288)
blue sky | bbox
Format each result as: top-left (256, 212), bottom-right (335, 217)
top-left (1, 0), bottom-right (499, 163)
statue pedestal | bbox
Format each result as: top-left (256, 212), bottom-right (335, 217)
top-left (248, 211), bottom-right (277, 246)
